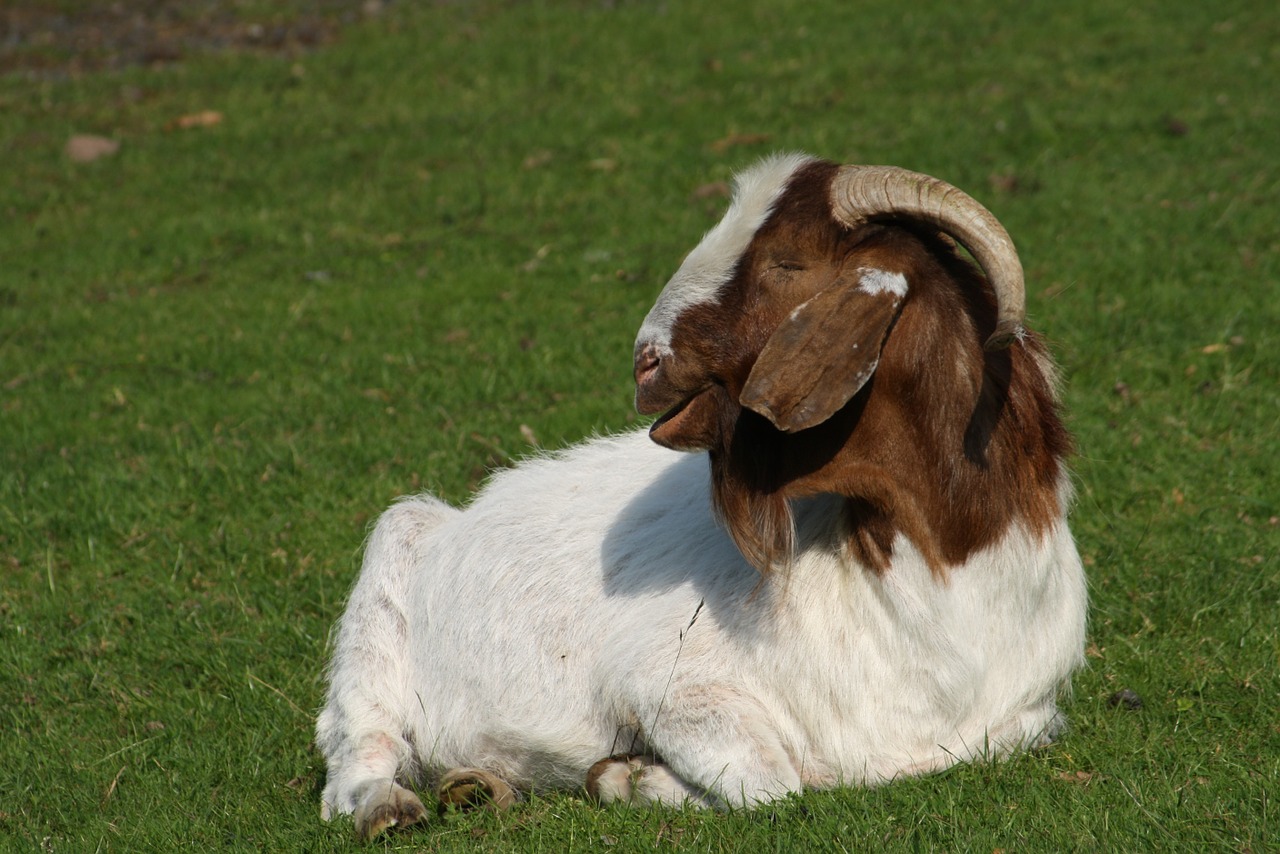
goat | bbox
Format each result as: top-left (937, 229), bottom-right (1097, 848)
top-left (315, 153), bottom-right (1087, 839)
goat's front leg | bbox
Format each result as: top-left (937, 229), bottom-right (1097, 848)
top-left (586, 754), bottom-right (716, 807)
top-left (592, 684), bottom-right (802, 808)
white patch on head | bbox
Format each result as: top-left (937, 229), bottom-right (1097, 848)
top-left (856, 268), bottom-right (908, 298)
top-left (636, 152), bottom-right (817, 352)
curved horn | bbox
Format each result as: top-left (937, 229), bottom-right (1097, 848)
top-left (829, 165), bottom-right (1025, 350)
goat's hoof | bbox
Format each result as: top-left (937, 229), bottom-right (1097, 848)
top-left (437, 767), bottom-right (517, 813)
top-left (585, 754), bottom-right (655, 804)
top-left (353, 782), bottom-right (427, 841)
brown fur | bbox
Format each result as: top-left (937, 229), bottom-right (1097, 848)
top-left (644, 160), bottom-right (1071, 575)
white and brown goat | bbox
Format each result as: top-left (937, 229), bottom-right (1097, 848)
top-left (316, 153), bottom-right (1087, 839)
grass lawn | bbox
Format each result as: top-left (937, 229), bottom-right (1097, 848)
top-left (2, 0), bottom-right (1276, 849)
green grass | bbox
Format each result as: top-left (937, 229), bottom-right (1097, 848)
top-left (2, 0), bottom-right (1277, 849)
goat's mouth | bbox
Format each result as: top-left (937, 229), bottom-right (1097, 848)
top-left (635, 372), bottom-right (682, 417)
top-left (647, 387), bottom-right (719, 451)
top-left (649, 391), bottom-right (696, 429)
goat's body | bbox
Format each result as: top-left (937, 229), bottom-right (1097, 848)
top-left (317, 155), bottom-right (1090, 835)
top-left (317, 429), bottom-right (1086, 815)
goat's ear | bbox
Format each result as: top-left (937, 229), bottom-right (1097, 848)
top-left (740, 268), bottom-right (905, 432)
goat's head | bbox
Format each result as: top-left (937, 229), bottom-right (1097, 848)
top-left (634, 154), bottom-right (1069, 573)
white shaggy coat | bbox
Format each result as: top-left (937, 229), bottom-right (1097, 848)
top-left (316, 429), bottom-right (1086, 815)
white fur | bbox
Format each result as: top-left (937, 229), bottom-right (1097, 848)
top-left (857, 267), bottom-right (909, 298)
top-left (316, 430), bottom-right (1087, 815)
top-left (636, 153), bottom-right (814, 353)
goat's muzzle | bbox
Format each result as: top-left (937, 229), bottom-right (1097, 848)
top-left (634, 344), bottom-right (662, 394)
top-left (634, 343), bottom-right (680, 416)
top-left (634, 342), bottom-right (721, 450)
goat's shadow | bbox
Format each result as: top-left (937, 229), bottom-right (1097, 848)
top-left (596, 448), bottom-right (769, 628)
top-left (596, 438), bottom-right (846, 645)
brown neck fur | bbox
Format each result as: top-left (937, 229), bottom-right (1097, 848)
top-left (709, 227), bottom-right (1071, 576)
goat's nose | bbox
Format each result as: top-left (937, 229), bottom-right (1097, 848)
top-left (634, 344), bottom-right (661, 386)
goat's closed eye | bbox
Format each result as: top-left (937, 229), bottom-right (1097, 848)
top-left (761, 262), bottom-right (806, 285)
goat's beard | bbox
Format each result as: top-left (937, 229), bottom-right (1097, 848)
top-left (708, 408), bottom-right (797, 574)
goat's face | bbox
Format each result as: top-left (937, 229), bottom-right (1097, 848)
top-left (635, 155), bottom-right (903, 451)
top-left (633, 154), bottom-right (1065, 573)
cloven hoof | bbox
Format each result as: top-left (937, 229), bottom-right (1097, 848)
top-left (353, 782), bottom-right (427, 841)
top-left (436, 768), bottom-right (517, 813)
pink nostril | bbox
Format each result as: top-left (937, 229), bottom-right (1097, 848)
top-left (634, 345), bottom-right (661, 384)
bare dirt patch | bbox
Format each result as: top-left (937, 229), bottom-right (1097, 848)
top-left (1, 0), bottom-right (388, 78)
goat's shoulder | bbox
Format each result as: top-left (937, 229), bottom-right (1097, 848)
top-left (454, 430), bottom-right (711, 538)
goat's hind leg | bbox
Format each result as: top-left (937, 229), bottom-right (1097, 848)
top-left (316, 496), bottom-right (457, 837)
top-left (344, 736), bottom-right (428, 841)
top-left (437, 767), bottom-right (518, 812)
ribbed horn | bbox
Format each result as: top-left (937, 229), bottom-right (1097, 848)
top-left (829, 165), bottom-right (1025, 350)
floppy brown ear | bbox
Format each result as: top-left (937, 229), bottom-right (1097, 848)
top-left (740, 268), bottom-right (905, 432)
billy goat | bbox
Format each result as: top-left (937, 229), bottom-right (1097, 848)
top-left (315, 153), bottom-right (1087, 839)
